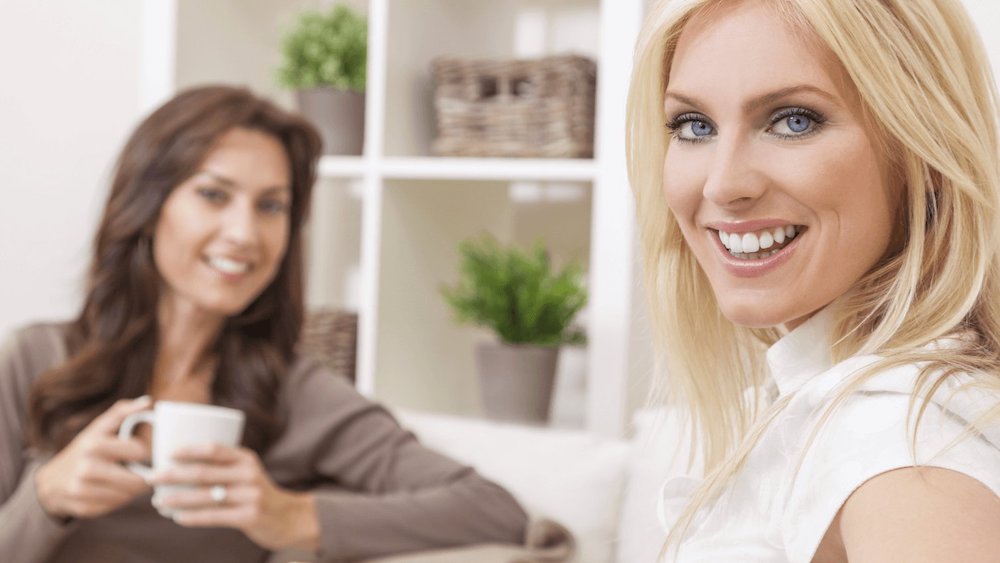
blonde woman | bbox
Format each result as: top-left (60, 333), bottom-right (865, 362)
top-left (627, 0), bottom-right (1000, 560)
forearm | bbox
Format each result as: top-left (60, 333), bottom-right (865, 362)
top-left (274, 364), bottom-right (528, 560)
top-left (311, 474), bottom-right (527, 561)
top-left (0, 462), bottom-right (77, 563)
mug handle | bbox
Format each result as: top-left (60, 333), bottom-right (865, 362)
top-left (117, 410), bottom-right (156, 479)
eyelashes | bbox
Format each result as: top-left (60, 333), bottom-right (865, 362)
top-left (196, 186), bottom-right (290, 215)
top-left (665, 112), bottom-right (715, 143)
top-left (768, 107), bottom-right (826, 139)
top-left (664, 112), bottom-right (707, 131)
top-left (665, 107), bottom-right (827, 143)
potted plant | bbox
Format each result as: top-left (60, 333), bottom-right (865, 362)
top-left (278, 5), bottom-right (367, 155)
top-left (441, 235), bottom-right (587, 423)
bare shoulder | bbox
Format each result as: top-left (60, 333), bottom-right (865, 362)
top-left (822, 466), bottom-right (1000, 562)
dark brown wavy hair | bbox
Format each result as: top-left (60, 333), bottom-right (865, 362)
top-left (27, 85), bottom-right (322, 453)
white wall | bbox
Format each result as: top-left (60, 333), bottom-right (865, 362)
top-left (0, 1), bottom-right (143, 339)
top-left (963, 0), bottom-right (1000, 75)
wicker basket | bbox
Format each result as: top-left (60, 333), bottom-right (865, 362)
top-left (299, 308), bottom-right (359, 383)
top-left (431, 54), bottom-right (597, 158)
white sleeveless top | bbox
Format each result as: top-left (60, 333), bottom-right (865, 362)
top-left (659, 309), bottom-right (1000, 562)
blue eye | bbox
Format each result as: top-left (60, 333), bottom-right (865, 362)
top-left (691, 121), bottom-right (714, 136)
top-left (769, 108), bottom-right (825, 138)
top-left (786, 115), bottom-right (810, 133)
top-left (666, 112), bottom-right (716, 142)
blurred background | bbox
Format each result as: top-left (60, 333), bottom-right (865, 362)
top-left (1, 0), bottom-right (998, 438)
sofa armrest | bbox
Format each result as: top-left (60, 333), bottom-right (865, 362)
top-left (396, 410), bottom-right (630, 563)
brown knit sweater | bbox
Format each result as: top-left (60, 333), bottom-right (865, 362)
top-left (0, 323), bottom-right (527, 563)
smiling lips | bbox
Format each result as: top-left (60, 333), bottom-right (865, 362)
top-left (717, 225), bottom-right (803, 260)
top-left (205, 255), bottom-right (252, 276)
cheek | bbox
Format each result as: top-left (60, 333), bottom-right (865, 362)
top-left (277, 220), bottom-right (291, 254)
top-left (662, 150), bottom-right (705, 225)
top-left (793, 135), bottom-right (898, 282)
top-left (152, 200), bottom-right (197, 271)
top-left (811, 141), bottom-right (895, 239)
top-left (152, 222), bottom-right (192, 292)
top-left (849, 182), bottom-right (897, 260)
top-left (264, 220), bottom-right (291, 268)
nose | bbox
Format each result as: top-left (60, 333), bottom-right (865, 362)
top-left (221, 198), bottom-right (259, 247)
top-left (701, 134), bottom-right (768, 208)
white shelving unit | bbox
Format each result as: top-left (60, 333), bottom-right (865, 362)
top-left (378, 157), bottom-right (598, 182)
top-left (140, 0), bottom-right (649, 437)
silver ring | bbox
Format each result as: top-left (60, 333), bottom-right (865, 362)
top-left (209, 484), bottom-right (228, 505)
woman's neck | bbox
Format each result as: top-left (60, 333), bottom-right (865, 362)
top-left (153, 298), bottom-right (225, 391)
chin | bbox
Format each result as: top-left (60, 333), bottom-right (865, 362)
top-left (200, 298), bottom-right (256, 318)
top-left (716, 299), bottom-right (796, 330)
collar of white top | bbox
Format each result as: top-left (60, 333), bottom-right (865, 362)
top-left (766, 307), bottom-right (835, 396)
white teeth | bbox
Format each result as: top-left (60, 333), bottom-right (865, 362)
top-left (208, 256), bottom-right (250, 274)
top-left (729, 233), bottom-right (744, 253)
top-left (717, 225), bottom-right (802, 258)
top-left (759, 230), bottom-right (774, 250)
top-left (773, 227), bottom-right (786, 244)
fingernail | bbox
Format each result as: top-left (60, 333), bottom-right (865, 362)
top-left (135, 395), bottom-right (152, 404)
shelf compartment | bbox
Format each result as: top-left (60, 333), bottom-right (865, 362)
top-left (175, 0), bottom-right (318, 108)
top-left (382, 0), bottom-right (600, 157)
top-left (372, 178), bottom-right (592, 418)
top-left (305, 178), bottom-right (363, 313)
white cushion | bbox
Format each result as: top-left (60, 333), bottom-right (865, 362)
top-left (396, 410), bottom-right (631, 563)
top-left (615, 407), bottom-right (695, 563)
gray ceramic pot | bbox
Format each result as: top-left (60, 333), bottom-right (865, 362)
top-left (296, 87), bottom-right (365, 155)
top-left (475, 342), bottom-right (559, 423)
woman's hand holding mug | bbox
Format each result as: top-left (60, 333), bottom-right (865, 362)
top-left (35, 396), bottom-right (153, 520)
top-left (148, 444), bottom-right (321, 551)
top-left (117, 400), bottom-right (318, 551)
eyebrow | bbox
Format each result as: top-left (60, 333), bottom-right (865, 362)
top-left (664, 84), bottom-right (842, 114)
top-left (196, 170), bottom-right (290, 196)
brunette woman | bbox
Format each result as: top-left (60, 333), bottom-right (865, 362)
top-left (0, 85), bottom-right (527, 563)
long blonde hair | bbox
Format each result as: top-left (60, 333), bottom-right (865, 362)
top-left (626, 0), bottom-right (1000, 554)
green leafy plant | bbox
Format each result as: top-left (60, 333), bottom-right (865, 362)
top-left (442, 236), bottom-right (588, 346)
top-left (277, 5), bottom-right (367, 92)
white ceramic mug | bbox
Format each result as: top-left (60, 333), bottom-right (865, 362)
top-left (118, 401), bottom-right (245, 515)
